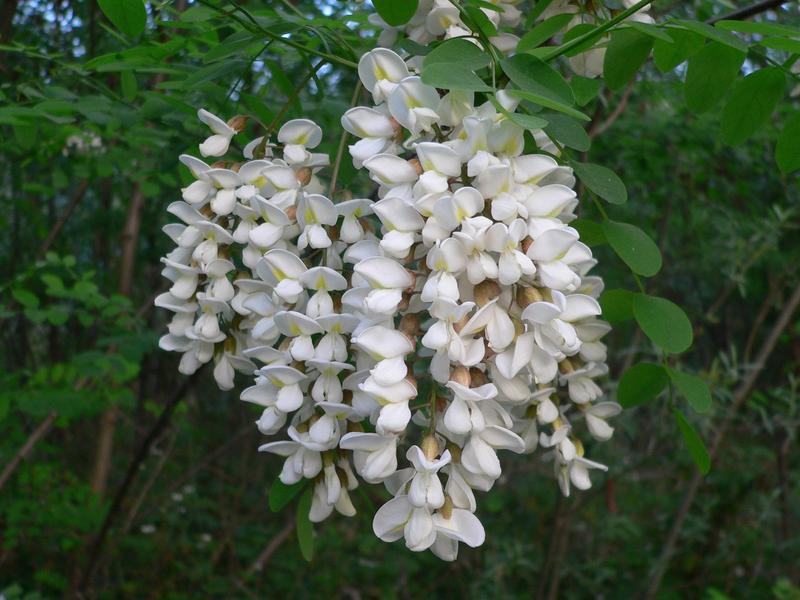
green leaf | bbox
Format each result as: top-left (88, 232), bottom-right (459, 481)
top-left (570, 218), bottom-right (605, 247)
top-left (373, 0), bottom-right (418, 27)
top-left (12, 288), bottom-right (39, 309)
top-left (553, 23), bottom-right (598, 57)
top-left (422, 39), bottom-right (492, 92)
top-left (120, 70), bottom-right (137, 101)
top-left (269, 479), bottom-right (305, 512)
top-left (0, 393), bottom-right (8, 422)
top-left (603, 28), bottom-right (654, 91)
top-left (463, 5), bottom-right (497, 37)
top-left (673, 19), bottom-right (748, 53)
top-left (627, 22), bottom-right (674, 43)
top-left (97, 0), bottom-right (147, 38)
top-left (618, 363), bottom-right (669, 408)
top-left (669, 369), bottom-right (712, 414)
top-left (508, 89), bottom-right (589, 122)
top-left (715, 19), bottom-right (800, 38)
top-left (720, 67), bottom-right (784, 146)
top-left (572, 162), bottom-right (627, 204)
top-left (543, 113), bottom-right (590, 151)
top-left (528, 0), bottom-right (555, 22)
top-left (599, 289), bottom-right (635, 324)
top-left (652, 28), bottom-right (705, 72)
top-left (633, 294), bottom-right (693, 354)
top-left (421, 63), bottom-right (492, 92)
top-left (296, 489), bottom-right (314, 561)
top-left (776, 112), bottom-right (800, 174)
top-left (603, 220), bottom-right (662, 277)
top-left (424, 38), bottom-right (491, 70)
top-left (503, 110), bottom-right (549, 132)
top-left (759, 37), bottom-right (800, 54)
top-left (570, 75), bottom-right (602, 106)
top-left (517, 13), bottom-right (574, 52)
top-left (684, 41), bottom-right (745, 114)
top-left (673, 408), bottom-right (710, 474)
top-left (501, 54), bottom-right (574, 106)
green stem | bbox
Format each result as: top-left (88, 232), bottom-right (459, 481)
top-left (197, 0), bottom-right (357, 69)
top-left (546, 0), bottom-right (656, 61)
top-left (329, 81), bottom-right (363, 199)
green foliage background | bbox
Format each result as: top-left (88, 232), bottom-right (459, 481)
top-left (1, 0), bottom-right (799, 598)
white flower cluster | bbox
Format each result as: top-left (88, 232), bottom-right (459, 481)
top-left (370, 0), bottom-right (654, 79)
top-left (370, 0), bottom-right (523, 54)
top-left (157, 43), bottom-right (620, 561)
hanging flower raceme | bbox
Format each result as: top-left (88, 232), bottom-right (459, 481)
top-left (156, 37), bottom-right (620, 563)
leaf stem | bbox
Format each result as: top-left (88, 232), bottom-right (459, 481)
top-left (546, 0), bottom-right (655, 61)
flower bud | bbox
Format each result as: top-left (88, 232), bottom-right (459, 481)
top-left (451, 366), bottom-right (471, 387)
top-left (227, 115), bottom-right (249, 132)
top-left (474, 280), bottom-right (501, 307)
top-left (516, 285), bottom-right (544, 308)
top-left (440, 495), bottom-right (453, 520)
top-left (295, 167), bottom-right (312, 186)
top-left (521, 236), bottom-right (533, 254)
top-left (421, 435), bottom-right (439, 461)
top-left (399, 313), bottom-right (420, 337)
top-left (469, 367), bottom-right (489, 387)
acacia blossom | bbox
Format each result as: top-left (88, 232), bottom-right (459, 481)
top-left (157, 31), bottom-right (620, 562)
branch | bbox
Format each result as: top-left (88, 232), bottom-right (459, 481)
top-left (72, 370), bottom-right (202, 594)
top-left (643, 278), bottom-right (800, 599)
top-left (0, 411), bottom-right (58, 490)
top-left (708, 0), bottom-right (788, 23)
top-left (36, 179), bottom-right (89, 260)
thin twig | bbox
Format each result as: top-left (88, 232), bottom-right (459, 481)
top-left (72, 370), bottom-right (202, 594)
top-left (36, 179), bottom-right (89, 260)
top-left (643, 279), bottom-right (800, 599)
top-left (247, 518), bottom-right (296, 573)
top-left (0, 411), bottom-right (59, 490)
top-left (589, 81), bottom-right (634, 139)
top-left (707, 0), bottom-right (787, 23)
top-left (328, 82), bottom-right (362, 199)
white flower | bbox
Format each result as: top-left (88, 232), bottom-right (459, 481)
top-left (421, 299), bottom-right (484, 382)
top-left (358, 48), bottom-right (410, 103)
top-left (452, 216), bottom-right (498, 284)
top-left (336, 198), bottom-right (374, 243)
top-left (278, 119), bottom-right (323, 166)
top-left (406, 445), bottom-right (451, 509)
top-left (257, 249), bottom-right (307, 304)
top-left (297, 193), bottom-right (337, 249)
top-left (373, 495), bottom-right (436, 552)
top-left (197, 109), bottom-right (236, 157)
top-left (388, 76), bottom-right (441, 134)
top-left (360, 376), bottom-right (417, 434)
top-left (372, 196), bottom-right (425, 258)
top-left (430, 508), bottom-right (486, 561)
top-left (274, 311), bottom-right (322, 362)
top-left (340, 432), bottom-right (399, 482)
top-left (353, 256), bottom-right (413, 316)
top-left (485, 218), bottom-right (535, 285)
top-left (442, 380), bottom-right (499, 435)
top-left (421, 238), bottom-right (467, 303)
top-left (461, 425), bottom-right (525, 479)
top-left (258, 426), bottom-right (325, 484)
top-left (341, 107), bottom-right (398, 168)
top-left (583, 402), bottom-right (622, 441)
top-left (248, 196), bottom-right (291, 249)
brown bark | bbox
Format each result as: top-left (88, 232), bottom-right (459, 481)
top-left (89, 183), bottom-right (145, 497)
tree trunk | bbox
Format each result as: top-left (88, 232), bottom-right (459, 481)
top-left (89, 183), bottom-right (145, 497)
